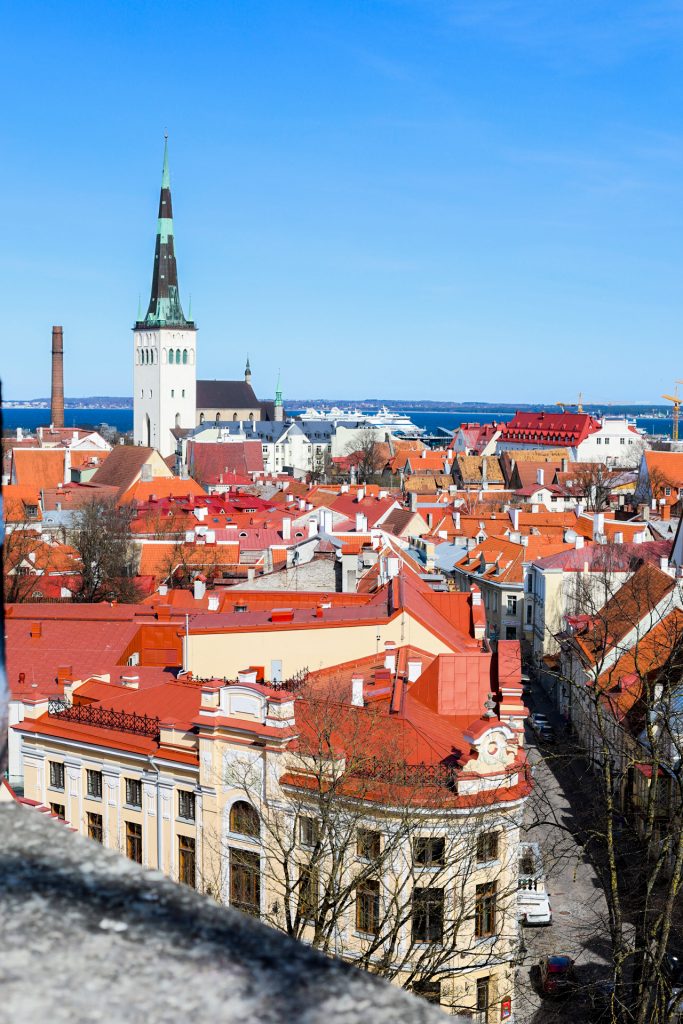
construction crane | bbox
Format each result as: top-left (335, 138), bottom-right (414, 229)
top-left (556, 392), bottom-right (584, 414)
top-left (662, 381), bottom-right (683, 441)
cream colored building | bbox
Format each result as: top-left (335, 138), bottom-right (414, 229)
top-left (17, 671), bottom-right (526, 1021)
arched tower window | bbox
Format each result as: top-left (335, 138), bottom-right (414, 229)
top-left (249, 412), bottom-right (254, 422)
top-left (199, 412), bottom-right (205, 425)
top-left (215, 412), bottom-right (221, 425)
top-left (230, 801), bottom-right (260, 837)
top-left (169, 349), bottom-right (174, 364)
top-left (233, 412), bottom-right (238, 422)
top-left (175, 348), bottom-right (181, 363)
top-left (162, 348), bottom-right (167, 364)
top-left (182, 349), bottom-right (188, 364)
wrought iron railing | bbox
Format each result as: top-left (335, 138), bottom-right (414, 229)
top-left (48, 698), bottom-right (161, 739)
top-left (188, 668), bottom-right (309, 693)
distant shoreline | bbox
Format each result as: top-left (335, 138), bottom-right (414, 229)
top-left (1, 399), bottom-right (674, 413)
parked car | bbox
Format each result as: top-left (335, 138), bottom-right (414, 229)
top-left (519, 890), bottom-right (552, 926)
top-left (537, 724), bottom-right (556, 744)
top-left (538, 955), bottom-right (575, 996)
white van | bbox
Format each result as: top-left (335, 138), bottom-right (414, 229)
top-left (518, 889), bottom-right (552, 926)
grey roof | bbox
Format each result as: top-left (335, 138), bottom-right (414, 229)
top-left (196, 379), bottom-right (260, 410)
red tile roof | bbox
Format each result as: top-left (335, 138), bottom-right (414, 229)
top-left (500, 412), bottom-right (600, 448)
top-left (12, 449), bottom-right (65, 489)
top-left (187, 441), bottom-right (264, 486)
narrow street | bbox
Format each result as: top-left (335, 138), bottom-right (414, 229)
top-left (515, 689), bottom-right (613, 1024)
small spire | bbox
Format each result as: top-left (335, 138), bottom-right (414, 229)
top-left (137, 294), bottom-right (142, 320)
top-left (245, 354), bottom-right (252, 384)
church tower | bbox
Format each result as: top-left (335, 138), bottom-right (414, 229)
top-left (133, 137), bottom-right (197, 457)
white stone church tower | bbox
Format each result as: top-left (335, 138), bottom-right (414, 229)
top-left (134, 138), bottom-right (197, 458)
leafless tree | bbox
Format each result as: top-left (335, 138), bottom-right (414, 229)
top-left (71, 499), bottom-right (142, 603)
top-left (344, 429), bottom-right (385, 483)
top-left (570, 463), bottom-right (620, 512)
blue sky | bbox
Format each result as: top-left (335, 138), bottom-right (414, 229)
top-left (3, 0), bottom-right (683, 404)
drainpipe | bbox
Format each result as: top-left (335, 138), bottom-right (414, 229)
top-left (147, 755), bottom-right (163, 871)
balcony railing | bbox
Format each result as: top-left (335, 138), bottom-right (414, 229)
top-left (355, 757), bottom-right (459, 792)
top-left (48, 698), bottom-right (161, 739)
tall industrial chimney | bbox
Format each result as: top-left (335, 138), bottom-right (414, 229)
top-left (51, 325), bottom-right (64, 428)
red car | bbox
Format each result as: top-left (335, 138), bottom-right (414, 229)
top-left (538, 955), bottom-right (575, 996)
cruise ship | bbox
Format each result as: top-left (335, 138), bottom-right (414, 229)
top-left (299, 405), bottom-right (424, 437)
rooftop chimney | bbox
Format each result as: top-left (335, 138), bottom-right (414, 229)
top-left (50, 326), bottom-right (64, 428)
top-left (351, 675), bottom-right (365, 707)
top-left (536, 468), bottom-right (544, 486)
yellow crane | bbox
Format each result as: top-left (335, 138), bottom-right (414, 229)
top-left (662, 381), bottom-right (683, 441)
top-left (556, 392), bottom-right (584, 414)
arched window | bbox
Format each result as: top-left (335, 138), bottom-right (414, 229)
top-left (249, 412), bottom-right (254, 422)
top-left (199, 412), bottom-right (205, 425)
top-left (230, 801), bottom-right (259, 837)
top-left (215, 412), bottom-right (221, 424)
top-left (162, 348), bottom-right (167, 364)
top-left (182, 349), bottom-right (188, 364)
top-left (175, 412), bottom-right (181, 428)
top-left (169, 349), bottom-right (174, 364)
top-left (189, 349), bottom-right (195, 365)
top-left (175, 348), bottom-right (181, 363)
top-left (232, 412), bottom-right (238, 422)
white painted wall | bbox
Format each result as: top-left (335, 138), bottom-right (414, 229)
top-left (134, 327), bottom-right (197, 458)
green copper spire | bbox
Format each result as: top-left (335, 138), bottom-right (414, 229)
top-left (138, 135), bottom-right (192, 329)
top-left (275, 369), bottom-right (282, 406)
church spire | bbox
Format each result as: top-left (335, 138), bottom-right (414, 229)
top-left (139, 135), bottom-right (191, 328)
top-left (274, 370), bottom-right (284, 422)
top-left (245, 355), bottom-right (252, 385)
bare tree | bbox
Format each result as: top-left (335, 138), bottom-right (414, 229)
top-left (570, 463), bottom-right (620, 512)
top-left (344, 429), bottom-right (385, 484)
top-left (71, 499), bottom-right (142, 603)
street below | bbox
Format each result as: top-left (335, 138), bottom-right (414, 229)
top-left (515, 689), bottom-right (612, 1024)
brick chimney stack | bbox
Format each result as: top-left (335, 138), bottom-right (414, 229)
top-left (51, 325), bottom-right (64, 428)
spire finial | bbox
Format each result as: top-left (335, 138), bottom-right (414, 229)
top-left (161, 132), bottom-right (170, 189)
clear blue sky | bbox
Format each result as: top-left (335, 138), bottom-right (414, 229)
top-left (3, 1), bottom-right (683, 404)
